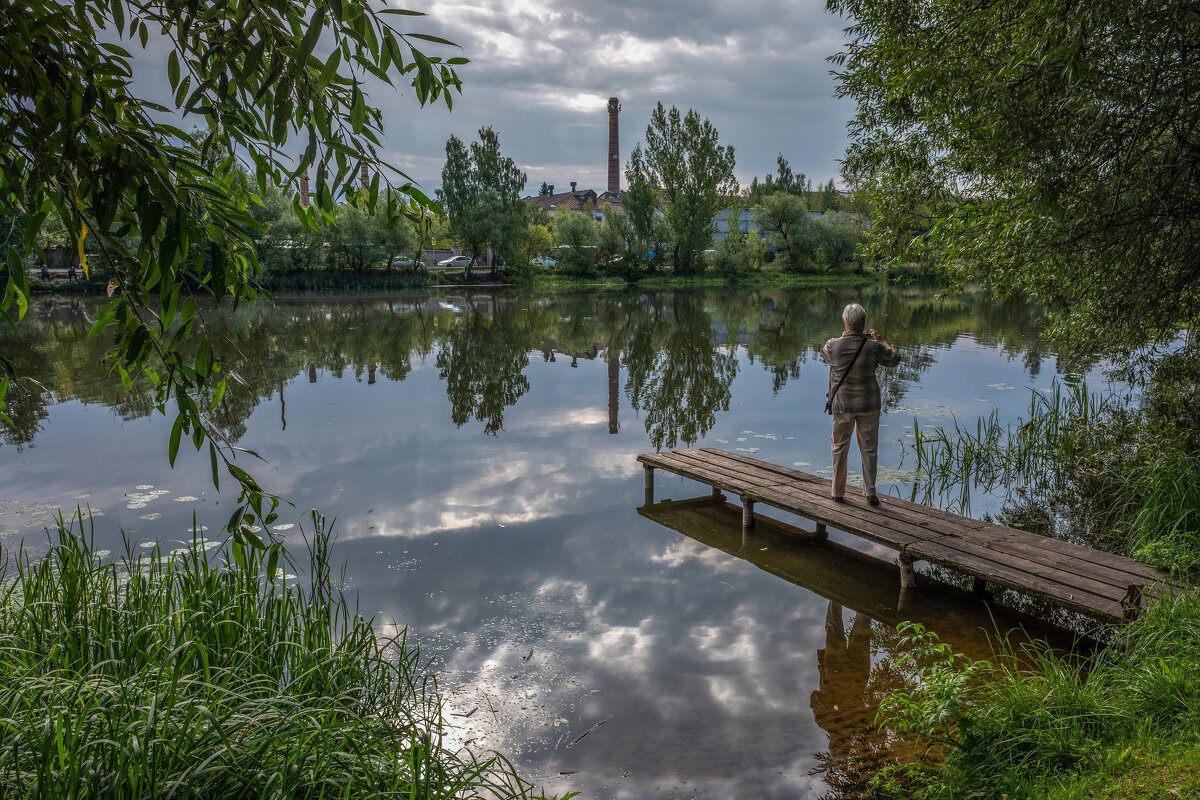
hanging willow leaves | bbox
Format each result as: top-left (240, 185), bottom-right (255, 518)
top-left (0, 0), bottom-right (467, 536)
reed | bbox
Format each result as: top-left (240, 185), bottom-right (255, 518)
top-left (0, 512), bottom-right (571, 799)
top-left (909, 379), bottom-right (1199, 577)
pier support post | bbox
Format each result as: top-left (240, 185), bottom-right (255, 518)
top-left (899, 554), bottom-right (917, 592)
top-left (712, 485), bottom-right (724, 500)
top-left (644, 465), bottom-right (654, 505)
top-left (742, 497), bottom-right (755, 530)
top-left (814, 522), bottom-right (828, 541)
top-left (971, 577), bottom-right (987, 595)
top-left (1122, 583), bottom-right (1144, 622)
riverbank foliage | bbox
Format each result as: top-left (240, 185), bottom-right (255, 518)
top-left (0, 515), bottom-right (570, 799)
top-left (910, 359), bottom-right (1200, 579)
top-left (828, 0), bottom-right (1199, 359)
top-left (872, 590), bottom-right (1200, 800)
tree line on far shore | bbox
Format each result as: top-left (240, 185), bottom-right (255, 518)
top-left (20, 105), bottom-right (874, 284)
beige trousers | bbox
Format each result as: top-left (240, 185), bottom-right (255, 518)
top-left (831, 410), bottom-right (881, 499)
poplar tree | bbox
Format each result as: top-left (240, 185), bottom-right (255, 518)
top-left (626, 103), bottom-right (737, 275)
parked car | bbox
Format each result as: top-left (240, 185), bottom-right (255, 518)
top-left (437, 255), bottom-right (473, 269)
top-left (531, 255), bottom-right (557, 266)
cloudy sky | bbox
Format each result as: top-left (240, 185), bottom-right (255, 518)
top-left (372, 0), bottom-right (857, 196)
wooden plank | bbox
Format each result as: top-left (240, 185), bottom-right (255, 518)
top-left (903, 538), bottom-right (1124, 619)
top-left (640, 453), bottom-right (753, 495)
top-left (754, 478), bottom-right (1141, 601)
top-left (637, 448), bottom-right (1171, 621)
top-left (901, 532), bottom-right (1133, 605)
top-left (668, 449), bottom-right (792, 492)
top-left (750, 487), bottom-right (921, 550)
top-left (759, 477), bottom-right (1154, 593)
top-left (707, 448), bottom-right (1162, 579)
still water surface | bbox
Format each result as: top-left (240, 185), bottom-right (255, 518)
top-left (2, 286), bottom-right (1093, 798)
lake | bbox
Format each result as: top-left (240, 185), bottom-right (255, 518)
top-left (1, 285), bottom-right (1096, 798)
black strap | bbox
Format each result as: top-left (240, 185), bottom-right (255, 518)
top-left (825, 335), bottom-right (869, 414)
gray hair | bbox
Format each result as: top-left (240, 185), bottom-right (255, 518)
top-left (842, 303), bottom-right (867, 331)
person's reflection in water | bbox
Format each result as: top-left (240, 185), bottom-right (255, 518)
top-left (809, 601), bottom-right (892, 798)
top-left (811, 602), bottom-right (873, 745)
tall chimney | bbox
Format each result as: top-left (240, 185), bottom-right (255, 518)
top-left (360, 163), bottom-right (369, 189)
top-left (300, 171), bottom-right (310, 207)
top-left (570, 181), bottom-right (577, 192)
top-left (607, 97), bottom-right (621, 194)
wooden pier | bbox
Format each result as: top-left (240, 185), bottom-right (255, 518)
top-left (637, 448), bottom-right (1171, 622)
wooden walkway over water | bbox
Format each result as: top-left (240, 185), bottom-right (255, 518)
top-left (637, 448), bottom-right (1170, 622)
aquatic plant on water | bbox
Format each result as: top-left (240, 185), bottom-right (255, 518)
top-left (0, 511), bottom-right (572, 799)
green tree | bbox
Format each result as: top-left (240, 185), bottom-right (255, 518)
top-left (597, 206), bottom-right (636, 268)
top-left (828, 0), bottom-right (1200, 358)
top-left (626, 103), bottom-right (737, 275)
top-left (753, 192), bottom-right (814, 270)
top-left (326, 200), bottom-right (415, 272)
top-left (712, 209), bottom-right (766, 276)
top-left (551, 210), bottom-right (598, 276)
top-left (746, 154), bottom-right (812, 205)
top-left (812, 213), bottom-right (864, 271)
top-left (523, 222), bottom-right (553, 266)
top-left (620, 178), bottom-right (670, 273)
top-left (439, 127), bottom-right (527, 277)
top-left (0, 0), bottom-right (463, 528)
top-left (816, 179), bottom-right (842, 213)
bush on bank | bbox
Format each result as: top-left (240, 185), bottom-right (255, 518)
top-left (873, 590), bottom-right (1200, 799)
top-left (0, 513), bottom-right (571, 799)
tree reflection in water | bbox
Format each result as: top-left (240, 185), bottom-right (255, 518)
top-left (1, 287), bottom-right (1051, 452)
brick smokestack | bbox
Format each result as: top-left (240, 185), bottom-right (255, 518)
top-left (607, 97), bottom-right (621, 193)
top-left (360, 162), bottom-right (369, 189)
top-left (300, 171), bottom-right (310, 207)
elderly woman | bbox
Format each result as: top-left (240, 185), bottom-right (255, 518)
top-left (820, 303), bottom-right (900, 506)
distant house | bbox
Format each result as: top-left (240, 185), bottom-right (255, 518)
top-left (712, 208), bottom-right (759, 241)
top-left (711, 208), bottom-right (866, 243)
top-left (523, 183), bottom-right (624, 222)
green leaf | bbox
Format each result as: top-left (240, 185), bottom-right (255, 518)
top-left (209, 377), bottom-right (226, 411)
top-left (297, 8), bottom-right (326, 65)
top-left (167, 50), bottom-right (180, 89)
top-left (209, 442), bottom-right (220, 490)
top-left (110, 0), bottom-right (125, 39)
top-left (318, 49), bottom-right (342, 89)
top-left (266, 546), bottom-right (279, 582)
top-left (168, 413), bottom-right (185, 467)
top-left (404, 32), bottom-right (458, 47)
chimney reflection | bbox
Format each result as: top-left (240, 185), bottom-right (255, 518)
top-left (608, 347), bottom-right (620, 434)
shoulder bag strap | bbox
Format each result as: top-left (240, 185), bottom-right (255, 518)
top-left (826, 335), bottom-right (869, 412)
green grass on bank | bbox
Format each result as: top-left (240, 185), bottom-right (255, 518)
top-left (872, 590), bottom-right (1200, 800)
top-left (0, 513), bottom-right (571, 799)
top-left (30, 266), bottom-right (891, 296)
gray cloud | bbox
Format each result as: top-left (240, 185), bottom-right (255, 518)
top-left (376, 0), bottom-right (854, 192)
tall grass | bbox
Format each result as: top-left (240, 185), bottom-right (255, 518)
top-left (876, 591), bottom-right (1200, 798)
top-left (0, 513), bottom-right (570, 799)
top-left (909, 379), bottom-right (1200, 576)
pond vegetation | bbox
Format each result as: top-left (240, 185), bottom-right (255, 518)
top-left (0, 511), bottom-right (572, 799)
